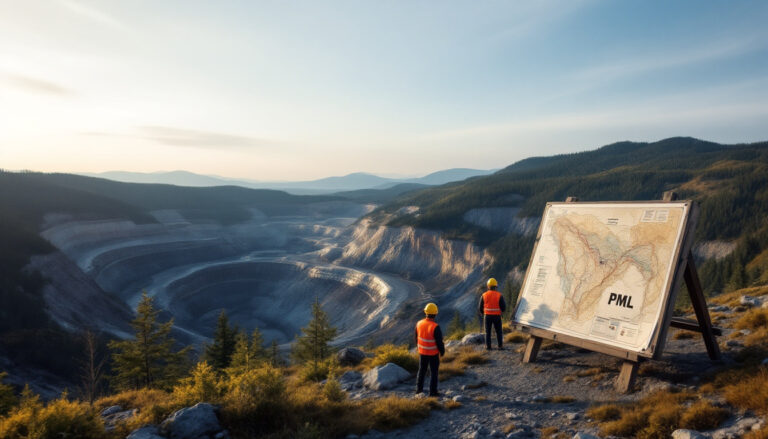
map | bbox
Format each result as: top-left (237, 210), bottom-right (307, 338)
top-left (513, 202), bottom-right (690, 354)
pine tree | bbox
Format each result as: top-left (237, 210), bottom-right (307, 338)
top-left (0, 371), bottom-right (17, 416)
top-left (204, 310), bottom-right (238, 370)
top-left (292, 298), bottom-right (337, 368)
top-left (269, 340), bottom-right (281, 367)
top-left (229, 328), bottom-right (267, 371)
top-left (79, 330), bottom-right (105, 405)
top-left (109, 292), bottom-right (190, 390)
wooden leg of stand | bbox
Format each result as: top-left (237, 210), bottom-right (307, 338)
top-left (684, 253), bottom-right (722, 361)
top-left (616, 360), bottom-right (638, 393)
top-left (522, 336), bottom-right (542, 363)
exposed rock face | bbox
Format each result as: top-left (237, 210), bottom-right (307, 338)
top-left (160, 403), bottom-right (222, 439)
top-left (338, 219), bottom-right (487, 286)
top-left (363, 363), bottom-right (411, 390)
top-left (462, 208), bottom-right (540, 236)
top-left (694, 240), bottom-right (737, 260)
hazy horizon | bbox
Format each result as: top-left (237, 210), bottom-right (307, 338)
top-left (2, 0), bottom-right (768, 180)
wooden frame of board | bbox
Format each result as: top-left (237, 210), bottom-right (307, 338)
top-left (511, 192), bottom-right (721, 393)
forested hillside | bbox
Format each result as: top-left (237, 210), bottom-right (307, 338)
top-left (0, 171), bottom-right (340, 386)
top-left (371, 137), bottom-right (768, 295)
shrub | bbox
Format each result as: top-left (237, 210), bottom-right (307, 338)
top-left (505, 332), bottom-right (527, 344)
top-left (323, 377), bottom-right (346, 403)
top-left (172, 361), bottom-right (222, 406)
top-left (735, 308), bottom-right (768, 331)
top-left (95, 388), bottom-right (178, 434)
top-left (679, 401), bottom-right (730, 431)
top-left (723, 370), bottom-right (768, 413)
top-left (0, 389), bottom-right (105, 439)
top-left (220, 364), bottom-right (289, 435)
top-left (370, 345), bottom-right (418, 373)
top-left (598, 390), bottom-right (703, 439)
top-left (364, 396), bottom-right (434, 430)
top-left (443, 400), bottom-right (461, 410)
top-left (586, 404), bottom-right (622, 421)
top-left (300, 360), bottom-right (333, 382)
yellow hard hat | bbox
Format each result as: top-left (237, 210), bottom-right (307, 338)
top-left (487, 278), bottom-right (498, 288)
top-left (424, 303), bottom-right (438, 315)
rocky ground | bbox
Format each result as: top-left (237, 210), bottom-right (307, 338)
top-left (343, 318), bottom-right (764, 439)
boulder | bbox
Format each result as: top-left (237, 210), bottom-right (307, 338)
top-left (671, 431), bottom-right (707, 439)
top-left (126, 426), bottom-right (165, 439)
top-left (160, 402), bottom-right (222, 439)
top-left (740, 295), bottom-right (761, 307)
top-left (100, 405), bottom-right (122, 417)
top-left (363, 363), bottom-right (411, 390)
top-left (460, 333), bottom-right (485, 345)
top-left (566, 412), bottom-right (580, 421)
top-left (337, 347), bottom-right (366, 366)
top-left (338, 370), bottom-right (363, 390)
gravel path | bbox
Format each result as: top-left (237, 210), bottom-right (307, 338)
top-left (350, 330), bottom-right (728, 439)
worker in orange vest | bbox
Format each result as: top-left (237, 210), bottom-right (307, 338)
top-left (415, 302), bottom-right (445, 396)
top-left (478, 278), bottom-right (506, 350)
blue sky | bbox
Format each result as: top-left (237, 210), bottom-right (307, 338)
top-left (1, 0), bottom-right (767, 180)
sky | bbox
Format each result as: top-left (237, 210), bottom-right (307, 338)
top-left (1, 0), bottom-right (768, 181)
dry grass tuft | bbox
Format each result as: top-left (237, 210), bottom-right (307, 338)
top-left (722, 370), bottom-right (768, 413)
top-left (443, 400), bottom-right (462, 410)
top-left (576, 367), bottom-right (602, 377)
top-left (474, 396), bottom-right (487, 402)
top-left (502, 422), bottom-right (517, 433)
top-left (586, 404), bottom-right (622, 421)
top-left (673, 331), bottom-right (695, 340)
top-left (367, 344), bottom-right (419, 373)
top-left (745, 426), bottom-right (768, 439)
top-left (550, 395), bottom-right (576, 404)
top-left (540, 426), bottom-right (559, 437)
top-left (597, 390), bottom-right (710, 439)
top-left (364, 395), bottom-right (435, 430)
top-left (735, 308), bottom-right (768, 331)
top-left (679, 401), bottom-right (730, 431)
top-left (438, 347), bottom-right (489, 380)
top-left (562, 375), bottom-right (576, 383)
top-left (505, 332), bottom-right (527, 344)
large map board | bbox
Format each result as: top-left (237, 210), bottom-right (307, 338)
top-left (513, 202), bottom-right (691, 357)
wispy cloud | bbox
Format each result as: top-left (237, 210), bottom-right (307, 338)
top-left (124, 126), bottom-right (274, 150)
top-left (57, 0), bottom-right (128, 31)
top-left (4, 74), bottom-right (74, 96)
top-left (573, 34), bottom-right (768, 83)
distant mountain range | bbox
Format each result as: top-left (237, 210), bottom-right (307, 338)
top-left (81, 168), bottom-right (496, 194)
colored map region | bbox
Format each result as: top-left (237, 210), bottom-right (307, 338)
top-left (514, 202), bottom-right (689, 354)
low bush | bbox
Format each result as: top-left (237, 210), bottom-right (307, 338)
top-left (363, 395), bottom-right (435, 430)
top-left (679, 401), bottom-right (730, 430)
top-left (0, 388), bottom-right (105, 439)
top-left (505, 332), bottom-right (527, 344)
top-left (443, 399), bottom-right (461, 410)
top-left (369, 345), bottom-right (419, 373)
top-left (0, 372), bottom-right (16, 416)
top-left (586, 404), bottom-right (622, 421)
top-left (723, 370), bottom-right (768, 413)
top-left (172, 361), bottom-right (222, 406)
top-left (598, 390), bottom-right (705, 439)
top-left (735, 308), bottom-right (768, 331)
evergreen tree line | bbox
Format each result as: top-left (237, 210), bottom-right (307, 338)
top-left (105, 293), bottom-right (337, 394)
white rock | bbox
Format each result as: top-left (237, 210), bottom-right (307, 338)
top-left (762, 301), bottom-right (768, 309)
top-left (740, 329), bottom-right (752, 335)
top-left (461, 333), bottom-right (486, 345)
top-left (566, 412), bottom-right (580, 421)
top-left (572, 433), bottom-right (600, 439)
top-left (160, 402), bottom-right (222, 439)
top-left (736, 417), bottom-right (760, 430)
top-left (100, 405), bottom-right (122, 417)
top-left (671, 430), bottom-right (707, 439)
top-left (740, 295), bottom-right (760, 307)
top-left (363, 363), bottom-right (411, 390)
top-left (453, 395), bottom-right (467, 403)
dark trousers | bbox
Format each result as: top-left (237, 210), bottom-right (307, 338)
top-left (416, 354), bottom-right (440, 395)
top-left (484, 314), bottom-right (503, 349)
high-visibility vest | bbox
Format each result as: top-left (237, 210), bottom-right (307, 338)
top-left (416, 318), bottom-right (439, 355)
top-left (483, 290), bottom-right (502, 315)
